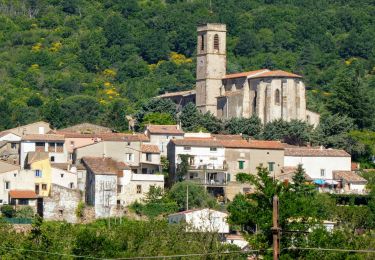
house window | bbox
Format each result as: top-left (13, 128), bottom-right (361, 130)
top-left (42, 184), bottom-right (47, 190)
top-left (213, 34), bottom-right (219, 50)
top-left (35, 184), bottom-right (40, 195)
top-left (136, 185), bottom-right (142, 194)
top-left (200, 34), bottom-right (204, 50)
top-left (48, 142), bottom-right (56, 152)
top-left (117, 185), bottom-right (123, 193)
top-left (268, 162), bottom-right (275, 172)
top-left (146, 153), bottom-right (152, 162)
top-left (56, 143), bottom-right (64, 152)
top-left (126, 153), bottom-right (134, 162)
top-left (275, 89), bottom-right (280, 105)
top-left (50, 156), bottom-right (55, 162)
top-left (69, 182), bottom-right (74, 189)
top-left (5, 181), bottom-right (10, 190)
top-left (19, 199), bottom-right (29, 205)
top-left (61, 174), bottom-right (64, 178)
top-left (0, 199), bottom-right (3, 204)
top-left (35, 170), bottom-right (42, 177)
top-left (142, 168), bottom-right (147, 174)
top-left (36, 142), bottom-right (45, 152)
top-left (11, 143), bottom-right (17, 149)
top-left (210, 147), bottom-right (217, 152)
top-left (184, 146), bottom-right (191, 151)
top-left (132, 169), bottom-right (138, 174)
top-left (238, 161), bottom-right (245, 170)
top-left (320, 169), bottom-right (326, 177)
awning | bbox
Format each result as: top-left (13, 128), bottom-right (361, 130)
top-left (9, 190), bottom-right (37, 199)
top-left (313, 179), bottom-right (325, 185)
top-left (325, 180), bottom-right (338, 185)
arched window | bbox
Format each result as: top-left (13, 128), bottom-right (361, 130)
top-left (213, 34), bottom-right (219, 50)
top-left (200, 35), bottom-right (204, 51)
top-left (275, 89), bottom-right (280, 105)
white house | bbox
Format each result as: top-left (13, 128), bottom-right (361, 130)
top-left (168, 133), bottom-right (227, 185)
top-left (0, 161), bottom-right (35, 205)
top-left (144, 124), bottom-right (184, 156)
top-left (82, 157), bottom-right (165, 218)
top-left (20, 134), bottom-right (68, 169)
top-left (51, 166), bottom-right (78, 190)
top-left (333, 170), bottom-right (367, 194)
top-left (168, 208), bottom-right (229, 233)
top-left (284, 146), bottom-right (351, 180)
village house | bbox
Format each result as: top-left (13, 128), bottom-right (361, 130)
top-left (284, 146), bottom-right (351, 181)
top-left (168, 133), bottom-right (285, 200)
top-left (3, 121), bottom-right (51, 137)
top-left (20, 134), bottom-right (68, 169)
top-left (74, 134), bottom-right (162, 175)
top-left (144, 124), bottom-right (185, 156)
top-left (168, 208), bottom-right (229, 233)
top-left (0, 132), bottom-right (21, 164)
top-left (82, 157), bottom-right (164, 218)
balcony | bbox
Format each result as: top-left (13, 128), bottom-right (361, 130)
top-left (190, 178), bottom-right (227, 186)
top-left (188, 163), bottom-right (228, 171)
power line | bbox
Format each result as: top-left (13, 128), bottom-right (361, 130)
top-left (284, 247), bottom-right (375, 254)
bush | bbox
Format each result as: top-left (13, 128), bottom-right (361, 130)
top-left (15, 206), bottom-right (34, 218)
top-left (1, 205), bottom-right (15, 218)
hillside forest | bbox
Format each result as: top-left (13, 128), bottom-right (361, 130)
top-left (0, 0), bottom-right (374, 165)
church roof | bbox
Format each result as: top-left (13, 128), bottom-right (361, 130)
top-left (223, 69), bottom-right (302, 80)
top-left (157, 90), bottom-right (196, 98)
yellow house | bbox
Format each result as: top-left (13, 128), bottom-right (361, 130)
top-left (27, 152), bottom-right (52, 197)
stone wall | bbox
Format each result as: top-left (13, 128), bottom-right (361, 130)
top-left (43, 184), bottom-right (81, 223)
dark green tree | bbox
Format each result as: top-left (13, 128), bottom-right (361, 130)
top-left (225, 116), bottom-right (262, 137)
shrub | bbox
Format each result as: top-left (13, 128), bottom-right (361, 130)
top-left (15, 206), bottom-right (34, 218)
top-left (1, 205), bottom-right (15, 218)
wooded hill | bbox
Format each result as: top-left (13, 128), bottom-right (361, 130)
top-left (0, 0), bottom-right (374, 132)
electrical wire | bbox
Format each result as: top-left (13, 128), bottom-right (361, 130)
top-left (284, 247), bottom-right (375, 254)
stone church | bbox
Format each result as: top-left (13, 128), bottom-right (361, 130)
top-left (158, 23), bottom-right (320, 126)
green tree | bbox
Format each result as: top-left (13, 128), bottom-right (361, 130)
top-left (179, 102), bottom-right (201, 132)
top-left (142, 112), bottom-right (176, 127)
top-left (327, 65), bottom-right (372, 129)
top-left (225, 116), bottom-right (262, 137)
top-left (167, 181), bottom-right (217, 211)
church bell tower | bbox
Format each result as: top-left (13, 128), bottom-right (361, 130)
top-left (196, 23), bottom-right (226, 115)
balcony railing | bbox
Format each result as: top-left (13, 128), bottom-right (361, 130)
top-left (319, 187), bottom-right (368, 195)
top-left (190, 178), bottom-right (227, 186)
top-left (188, 164), bottom-right (228, 171)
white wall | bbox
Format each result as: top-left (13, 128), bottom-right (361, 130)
top-left (0, 170), bottom-right (35, 204)
top-left (148, 134), bottom-right (183, 156)
top-left (20, 142), bottom-right (36, 168)
top-left (94, 174), bottom-right (117, 218)
top-left (51, 168), bottom-right (78, 189)
top-left (284, 156), bottom-right (351, 180)
top-left (0, 133), bottom-right (21, 142)
top-left (169, 209), bottom-right (229, 233)
top-left (174, 146), bottom-right (225, 170)
top-left (117, 171), bottom-right (164, 206)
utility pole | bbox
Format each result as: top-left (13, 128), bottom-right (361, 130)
top-left (186, 185), bottom-right (189, 210)
top-left (272, 195), bottom-right (280, 260)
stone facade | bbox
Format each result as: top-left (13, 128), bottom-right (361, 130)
top-left (160, 23), bottom-right (320, 126)
top-left (43, 184), bottom-right (81, 223)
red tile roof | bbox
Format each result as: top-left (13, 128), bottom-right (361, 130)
top-left (172, 138), bottom-right (224, 148)
top-left (23, 134), bottom-right (65, 142)
top-left (223, 69), bottom-right (302, 80)
top-left (141, 144), bottom-right (160, 154)
top-left (333, 171), bottom-right (367, 183)
top-left (54, 131), bottom-right (149, 142)
top-left (9, 190), bottom-right (37, 199)
top-left (223, 69), bottom-right (269, 79)
top-left (82, 157), bottom-right (129, 175)
top-left (146, 125), bottom-right (184, 135)
top-left (172, 137), bottom-right (284, 150)
top-left (285, 147), bottom-right (350, 157)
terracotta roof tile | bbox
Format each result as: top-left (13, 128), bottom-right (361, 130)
top-left (0, 161), bottom-right (20, 173)
top-left (146, 125), bottom-right (184, 135)
top-left (9, 190), bottom-right (37, 199)
top-left (333, 171), bottom-right (367, 183)
top-left (276, 166), bottom-right (312, 182)
top-left (27, 152), bottom-right (49, 164)
top-left (23, 134), bottom-right (65, 142)
top-left (141, 144), bottom-right (160, 154)
top-left (212, 134), bottom-right (243, 140)
top-left (223, 69), bottom-right (269, 79)
top-left (172, 138), bottom-right (223, 148)
top-left (221, 140), bottom-right (284, 150)
top-left (223, 69), bottom-right (302, 80)
top-left (82, 157), bottom-right (129, 175)
top-left (285, 147), bottom-right (350, 157)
